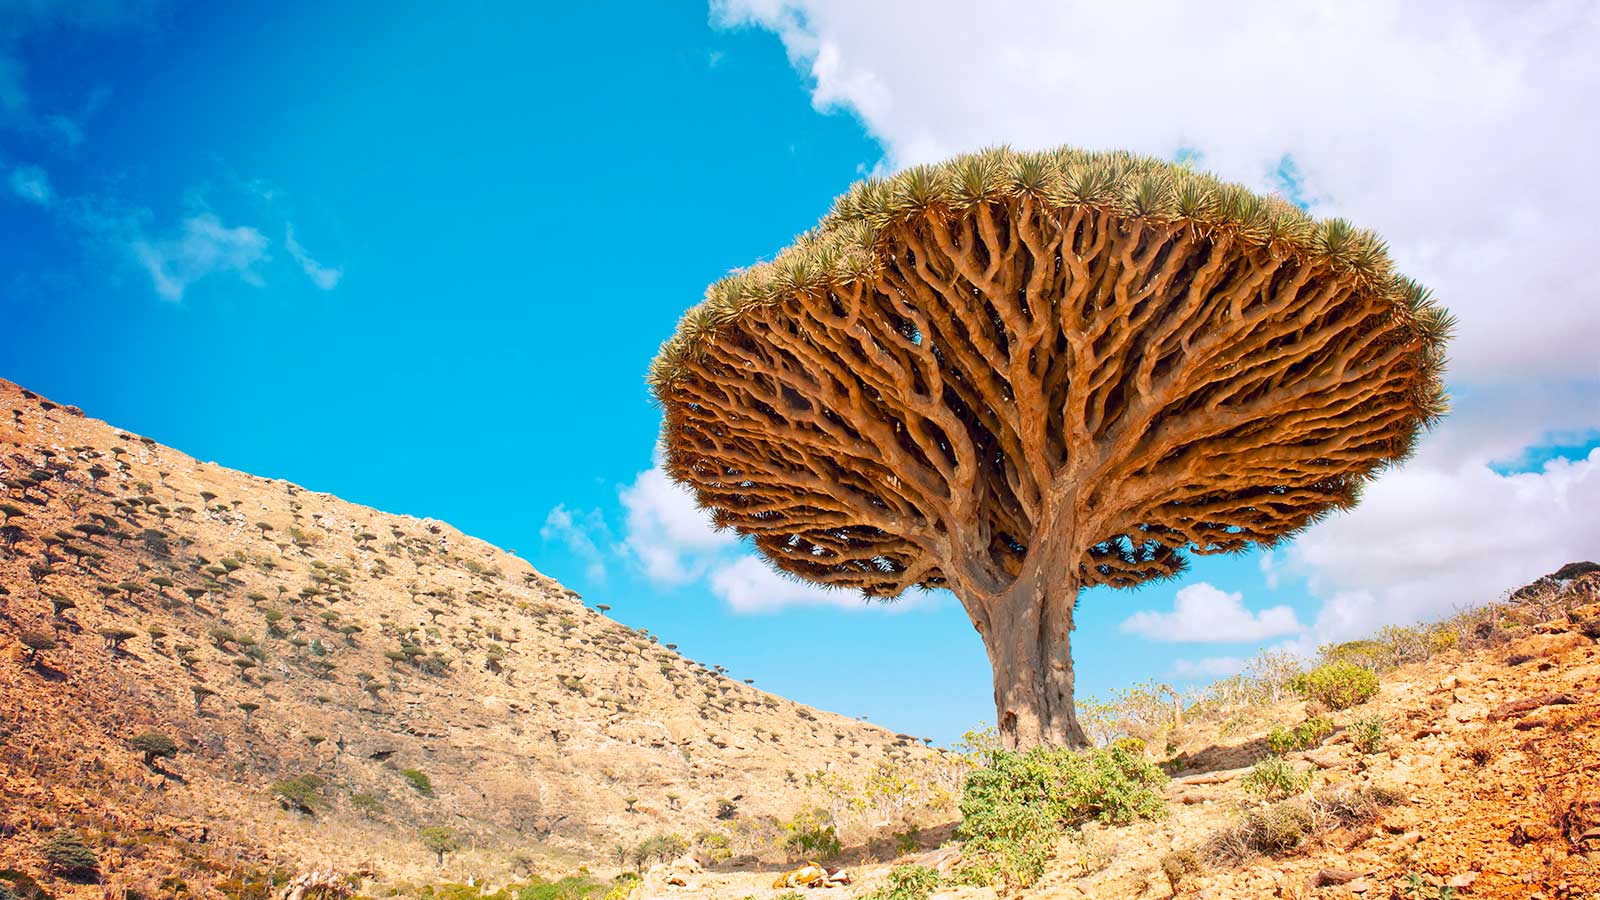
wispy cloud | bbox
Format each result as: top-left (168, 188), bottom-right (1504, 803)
top-left (1173, 656), bottom-right (1247, 679)
top-left (8, 164), bottom-right (51, 205)
top-left (130, 212), bottom-right (269, 302)
top-left (284, 223), bottom-right (343, 291)
top-left (1121, 583), bottom-right (1302, 644)
top-left (541, 504), bottom-right (611, 583)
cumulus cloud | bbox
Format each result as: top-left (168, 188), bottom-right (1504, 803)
top-left (617, 460), bottom-right (737, 584)
top-left (130, 212), bottom-right (269, 301)
top-left (718, 0), bottom-right (1600, 640)
top-left (709, 555), bottom-right (870, 614)
top-left (284, 224), bottom-right (343, 291)
top-left (1121, 583), bottom-right (1301, 643)
top-left (715, 0), bottom-right (1600, 383)
top-left (541, 457), bottom-right (930, 615)
top-left (8, 163), bottom-right (51, 205)
top-left (1289, 446), bottom-right (1600, 648)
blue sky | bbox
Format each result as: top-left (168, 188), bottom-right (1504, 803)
top-left (4, 1), bottom-right (1597, 744)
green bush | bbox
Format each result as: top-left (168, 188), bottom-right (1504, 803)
top-left (780, 808), bottom-right (841, 860)
top-left (402, 768), bottom-right (435, 796)
top-left (130, 731), bottom-right (178, 765)
top-left (861, 865), bottom-right (941, 900)
top-left (1266, 716), bottom-right (1333, 755)
top-left (1241, 757), bottom-right (1311, 800)
top-left (272, 774), bottom-right (326, 814)
top-left (1290, 662), bottom-right (1378, 711)
top-left (1350, 715), bottom-right (1384, 754)
top-left (41, 829), bottom-right (99, 878)
top-left (955, 746), bottom-right (1166, 888)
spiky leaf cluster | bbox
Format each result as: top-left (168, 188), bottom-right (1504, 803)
top-left (651, 145), bottom-right (1452, 599)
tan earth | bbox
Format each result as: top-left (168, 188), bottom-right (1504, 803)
top-left (0, 378), bottom-right (940, 897)
top-left (2, 375), bottom-right (1597, 900)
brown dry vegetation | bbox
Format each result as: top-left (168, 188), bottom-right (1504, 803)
top-left (0, 379), bottom-right (947, 898)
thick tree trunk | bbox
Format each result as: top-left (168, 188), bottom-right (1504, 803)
top-left (979, 564), bottom-right (1089, 750)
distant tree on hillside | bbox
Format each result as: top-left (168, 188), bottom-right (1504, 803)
top-left (191, 684), bottom-right (215, 714)
top-left (19, 630), bottom-right (56, 666)
top-left (419, 826), bottom-right (459, 866)
top-left (40, 829), bottom-right (98, 879)
top-left (130, 731), bottom-right (178, 767)
top-left (98, 627), bottom-right (137, 653)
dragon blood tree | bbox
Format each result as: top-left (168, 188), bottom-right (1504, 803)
top-left (650, 147), bottom-right (1451, 749)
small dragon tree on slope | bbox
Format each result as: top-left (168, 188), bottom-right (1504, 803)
top-left (650, 146), bottom-right (1452, 749)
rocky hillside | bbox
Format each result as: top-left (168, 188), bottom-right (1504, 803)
top-left (0, 378), bottom-right (938, 896)
top-left (632, 565), bottom-right (1600, 900)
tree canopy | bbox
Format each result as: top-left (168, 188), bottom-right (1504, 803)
top-left (650, 145), bottom-right (1450, 748)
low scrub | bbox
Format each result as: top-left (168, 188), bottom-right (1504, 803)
top-left (861, 865), bottom-right (941, 900)
top-left (1266, 716), bottom-right (1333, 755)
top-left (955, 746), bottom-right (1166, 889)
top-left (1290, 662), bottom-right (1379, 711)
top-left (1204, 784), bottom-right (1404, 864)
top-left (1241, 757), bottom-right (1311, 800)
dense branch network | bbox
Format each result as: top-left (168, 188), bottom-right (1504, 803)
top-left (652, 147), bottom-right (1451, 605)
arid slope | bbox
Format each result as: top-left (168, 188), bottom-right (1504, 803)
top-left (0, 378), bottom-right (936, 895)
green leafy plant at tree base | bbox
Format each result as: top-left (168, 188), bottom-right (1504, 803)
top-left (954, 745), bottom-right (1166, 889)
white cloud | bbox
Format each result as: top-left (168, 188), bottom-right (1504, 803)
top-left (1121, 582), bottom-right (1302, 643)
top-left (1289, 446), bottom-right (1600, 648)
top-left (709, 555), bottom-right (866, 614)
top-left (1173, 656), bottom-right (1247, 679)
top-left (285, 223), bottom-right (343, 291)
top-left (8, 164), bottom-right (51, 205)
top-left (543, 458), bottom-right (933, 615)
top-left (541, 504), bottom-right (610, 583)
top-left (617, 460), bottom-right (736, 584)
top-left (130, 212), bottom-right (269, 301)
top-left (715, 0), bottom-right (1600, 383)
top-left (1258, 551), bottom-right (1280, 591)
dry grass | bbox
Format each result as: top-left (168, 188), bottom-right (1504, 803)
top-left (1202, 785), bottom-right (1405, 865)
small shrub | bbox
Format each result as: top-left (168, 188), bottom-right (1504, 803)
top-left (402, 768), bottom-right (435, 796)
top-left (1350, 715), bottom-right (1384, 754)
top-left (1241, 757), bottom-right (1311, 801)
top-left (1266, 716), bottom-right (1334, 755)
top-left (273, 774), bottom-right (326, 814)
top-left (955, 746), bottom-right (1166, 888)
top-left (41, 829), bottom-right (99, 878)
top-left (780, 808), bottom-right (842, 860)
top-left (862, 865), bottom-right (941, 900)
top-left (1206, 801), bottom-right (1315, 861)
top-left (130, 731), bottom-right (178, 766)
top-left (1290, 662), bottom-right (1378, 711)
top-left (1159, 849), bottom-right (1201, 892)
top-left (1461, 731), bottom-right (1497, 766)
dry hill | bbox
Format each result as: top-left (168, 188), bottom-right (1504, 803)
top-left (0, 378), bottom-right (941, 897)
